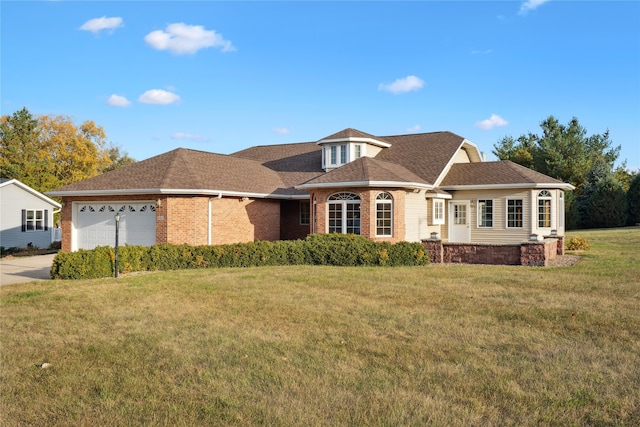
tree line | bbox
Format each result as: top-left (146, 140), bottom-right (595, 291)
top-left (493, 115), bottom-right (639, 229)
top-left (0, 107), bottom-right (135, 194)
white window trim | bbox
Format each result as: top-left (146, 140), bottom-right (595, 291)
top-left (24, 209), bottom-right (46, 232)
top-left (537, 190), bottom-right (553, 229)
top-left (558, 191), bottom-right (565, 228)
top-left (375, 192), bottom-right (393, 237)
top-left (327, 193), bottom-right (361, 235)
top-left (432, 199), bottom-right (445, 225)
top-left (477, 199), bottom-right (494, 228)
top-left (506, 198), bottom-right (524, 228)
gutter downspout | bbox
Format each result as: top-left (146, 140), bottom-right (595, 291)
top-left (208, 193), bottom-right (222, 245)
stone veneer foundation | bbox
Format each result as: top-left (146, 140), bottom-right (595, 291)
top-left (422, 235), bottom-right (564, 267)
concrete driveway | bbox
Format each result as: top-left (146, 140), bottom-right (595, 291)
top-left (0, 254), bottom-right (56, 286)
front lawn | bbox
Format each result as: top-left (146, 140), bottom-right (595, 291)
top-left (1, 228), bottom-right (638, 426)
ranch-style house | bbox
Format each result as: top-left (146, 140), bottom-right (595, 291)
top-left (47, 128), bottom-right (574, 264)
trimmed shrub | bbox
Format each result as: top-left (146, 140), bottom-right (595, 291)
top-left (51, 246), bottom-right (114, 279)
top-left (50, 234), bottom-right (429, 280)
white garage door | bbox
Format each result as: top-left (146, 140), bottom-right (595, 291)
top-left (76, 202), bottom-right (156, 250)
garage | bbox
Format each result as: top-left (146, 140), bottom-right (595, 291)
top-left (75, 202), bottom-right (156, 250)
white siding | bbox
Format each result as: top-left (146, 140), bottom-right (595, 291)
top-left (452, 148), bottom-right (471, 164)
top-left (450, 189), bottom-right (533, 244)
top-left (404, 191), bottom-right (429, 242)
top-left (0, 183), bottom-right (56, 249)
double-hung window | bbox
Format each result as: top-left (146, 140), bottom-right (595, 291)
top-left (375, 192), bottom-right (393, 237)
top-left (22, 209), bottom-right (47, 232)
top-left (300, 201), bottom-right (310, 225)
top-left (538, 190), bottom-right (552, 228)
top-left (477, 199), bottom-right (493, 227)
top-left (340, 145), bottom-right (347, 164)
top-left (432, 199), bottom-right (445, 225)
top-left (330, 146), bottom-right (338, 165)
top-left (507, 199), bottom-right (523, 228)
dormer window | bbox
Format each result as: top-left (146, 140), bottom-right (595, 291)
top-left (317, 128), bottom-right (392, 171)
top-left (325, 144), bottom-right (351, 167)
top-left (355, 144), bottom-right (362, 159)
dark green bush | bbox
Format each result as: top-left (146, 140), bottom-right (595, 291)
top-left (50, 234), bottom-right (429, 279)
top-left (51, 246), bottom-right (114, 279)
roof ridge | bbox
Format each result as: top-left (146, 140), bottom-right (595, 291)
top-left (503, 160), bottom-right (540, 182)
top-left (159, 149), bottom-right (199, 188)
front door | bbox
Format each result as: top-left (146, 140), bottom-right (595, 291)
top-left (449, 201), bottom-right (470, 243)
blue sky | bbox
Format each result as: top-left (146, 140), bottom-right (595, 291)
top-left (2, 1), bottom-right (639, 170)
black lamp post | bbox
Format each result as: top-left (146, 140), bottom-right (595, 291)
top-left (114, 212), bottom-right (120, 278)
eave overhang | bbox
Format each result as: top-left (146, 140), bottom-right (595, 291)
top-left (316, 137), bottom-right (392, 148)
top-left (296, 180), bottom-right (434, 191)
top-left (3, 179), bottom-right (62, 208)
top-left (46, 188), bottom-right (310, 200)
top-left (439, 182), bottom-right (576, 191)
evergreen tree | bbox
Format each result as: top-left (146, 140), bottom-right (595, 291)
top-left (627, 173), bottom-right (640, 225)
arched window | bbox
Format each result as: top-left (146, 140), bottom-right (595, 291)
top-left (328, 193), bottom-right (360, 234)
top-left (538, 190), bottom-right (552, 228)
top-left (376, 192), bottom-right (393, 236)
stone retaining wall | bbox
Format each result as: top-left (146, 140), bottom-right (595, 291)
top-left (422, 238), bottom-right (560, 266)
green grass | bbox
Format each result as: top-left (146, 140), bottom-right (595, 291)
top-left (1, 228), bottom-right (639, 426)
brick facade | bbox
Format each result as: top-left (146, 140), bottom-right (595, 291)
top-left (209, 197), bottom-right (280, 245)
top-left (309, 187), bottom-right (406, 243)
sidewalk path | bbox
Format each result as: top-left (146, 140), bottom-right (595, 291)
top-left (0, 254), bottom-right (56, 286)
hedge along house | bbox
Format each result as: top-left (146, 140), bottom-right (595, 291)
top-left (47, 128), bottom-right (575, 262)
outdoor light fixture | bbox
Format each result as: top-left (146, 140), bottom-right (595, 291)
top-left (114, 213), bottom-right (121, 278)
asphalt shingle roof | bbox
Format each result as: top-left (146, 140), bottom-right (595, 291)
top-left (49, 148), bottom-right (288, 195)
top-left (48, 129), bottom-right (570, 197)
top-left (300, 156), bottom-right (429, 187)
top-left (440, 160), bottom-right (567, 187)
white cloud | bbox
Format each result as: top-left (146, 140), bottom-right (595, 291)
top-left (145, 23), bottom-right (235, 54)
top-left (138, 89), bottom-right (180, 105)
top-left (107, 94), bottom-right (131, 107)
top-left (518, 0), bottom-right (550, 15)
top-left (272, 127), bottom-right (290, 135)
top-left (406, 125), bottom-right (421, 133)
top-left (171, 132), bottom-right (203, 142)
top-left (475, 114), bottom-right (509, 130)
top-left (378, 75), bottom-right (425, 94)
top-left (79, 16), bottom-right (123, 34)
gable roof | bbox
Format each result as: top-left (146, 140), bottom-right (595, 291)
top-left (375, 131), bottom-right (471, 184)
top-left (0, 178), bottom-right (62, 208)
top-left (297, 156), bottom-right (431, 190)
top-left (440, 161), bottom-right (575, 190)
